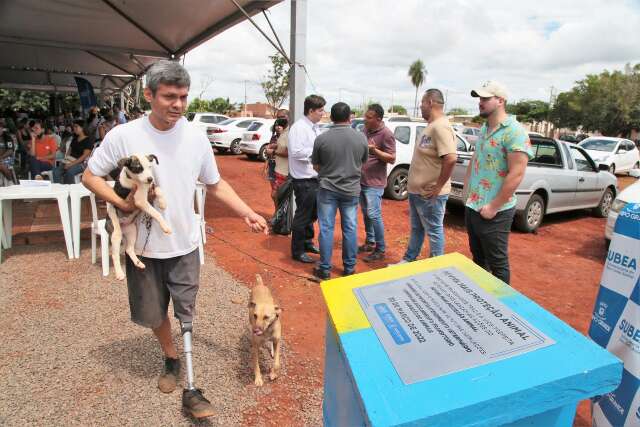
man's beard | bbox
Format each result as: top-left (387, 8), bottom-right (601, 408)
top-left (479, 111), bottom-right (490, 118)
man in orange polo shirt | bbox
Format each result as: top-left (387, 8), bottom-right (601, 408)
top-left (27, 120), bottom-right (57, 179)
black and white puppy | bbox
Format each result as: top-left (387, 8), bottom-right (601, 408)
top-left (106, 153), bottom-right (171, 280)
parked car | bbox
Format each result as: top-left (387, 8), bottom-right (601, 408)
top-left (559, 133), bottom-right (579, 144)
top-left (350, 118), bottom-right (365, 130)
top-left (318, 123), bottom-right (333, 134)
top-left (605, 168), bottom-right (640, 244)
top-left (449, 136), bottom-right (618, 232)
top-left (208, 117), bottom-right (262, 154)
top-left (382, 121), bottom-right (472, 200)
top-left (186, 112), bottom-right (229, 134)
top-left (239, 119), bottom-right (276, 161)
top-left (579, 137), bottom-right (640, 175)
top-left (461, 127), bottom-right (481, 145)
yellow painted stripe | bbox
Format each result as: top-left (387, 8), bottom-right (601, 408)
top-left (321, 253), bottom-right (516, 335)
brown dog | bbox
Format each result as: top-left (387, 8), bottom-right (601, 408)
top-left (249, 274), bottom-right (282, 386)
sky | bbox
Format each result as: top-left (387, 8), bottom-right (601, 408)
top-left (182, 0), bottom-right (640, 116)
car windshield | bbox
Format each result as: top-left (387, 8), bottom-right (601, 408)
top-left (218, 118), bottom-right (236, 125)
top-left (580, 139), bottom-right (617, 152)
top-left (186, 113), bottom-right (195, 121)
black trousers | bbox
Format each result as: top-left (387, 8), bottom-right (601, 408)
top-left (291, 178), bottom-right (318, 257)
top-left (465, 207), bottom-right (516, 285)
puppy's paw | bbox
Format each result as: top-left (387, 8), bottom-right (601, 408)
top-left (254, 376), bottom-right (264, 387)
top-left (115, 271), bottom-right (126, 281)
top-left (162, 226), bottom-right (172, 235)
top-left (157, 200), bottom-right (167, 210)
top-left (268, 370), bottom-right (278, 381)
top-left (134, 261), bottom-right (146, 270)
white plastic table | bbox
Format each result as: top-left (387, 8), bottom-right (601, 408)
top-left (69, 183), bottom-right (92, 258)
top-left (0, 184), bottom-right (73, 262)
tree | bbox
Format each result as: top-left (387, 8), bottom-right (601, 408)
top-left (209, 97), bottom-right (235, 114)
top-left (0, 89), bottom-right (50, 112)
top-left (261, 54), bottom-right (290, 117)
top-left (388, 105), bottom-right (407, 115)
top-left (187, 98), bottom-right (210, 113)
top-left (408, 60), bottom-right (427, 117)
top-left (550, 63), bottom-right (640, 136)
top-left (506, 100), bottom-right (549, 123)
top-left (447, 107), bottom-right (469, 116)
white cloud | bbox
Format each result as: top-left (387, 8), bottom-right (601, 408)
top-left (182, 0), bottom-right (640, 115)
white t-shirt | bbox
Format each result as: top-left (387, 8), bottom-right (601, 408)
top-left (88, 116), bottom-right (220, 259)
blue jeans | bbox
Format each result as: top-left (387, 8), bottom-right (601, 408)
top-left (53, 162), bottom-right (84, 184)
top-left (360, 185), bottom-right (386, 252)
top-left (404, 193), bottom-right (449, 261)
top-left (28, 156), bottom-right (52, 177)
top-left (317, 188), bottom-right (359, 272)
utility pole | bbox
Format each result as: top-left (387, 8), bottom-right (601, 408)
top-left (243, 80), bottom-right (248, 116)
top-left (547, 85), bottom-right (556, 136)
top-left (391, 91), bottom-right (394, 114)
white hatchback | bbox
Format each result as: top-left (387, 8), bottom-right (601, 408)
top-left (240, 119), bottom-right (276, 161)
top-left (605, 169), bottom-right (640, 243)
top-left (579, 137), bottom-right (640, 175)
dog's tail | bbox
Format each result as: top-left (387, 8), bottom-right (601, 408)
top-left (255, 274), bottom-right (264, 286)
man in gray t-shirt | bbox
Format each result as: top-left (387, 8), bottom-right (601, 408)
top-left (311, 102), bottom-right (368, 279)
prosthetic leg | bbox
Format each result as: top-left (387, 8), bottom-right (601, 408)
top-left (180, 321), bottom-right (215, 418)
top-left (181, 321), bottom-right (196, 390)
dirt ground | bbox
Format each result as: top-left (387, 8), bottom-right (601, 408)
top-left (204, 154), bottom-right (633, 426)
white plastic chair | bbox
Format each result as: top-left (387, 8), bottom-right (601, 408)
top-left (89, 192), bottom-right (110, 276)
top-left (195, 182), bottom-right (207, 243)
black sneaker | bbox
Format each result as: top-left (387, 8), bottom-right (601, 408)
top-left (313, 266), bottom-right (331, 280)
top-left (158, 357), bottom-right (180, 393)
top-left (182, 388), bottom-right (215, 419)
top-left (363, 250), bottom-right (385, 263)
top-left (357, 242), bottom-right (375, 253)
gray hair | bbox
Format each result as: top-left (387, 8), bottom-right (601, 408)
top-left (146, 60), bottom-right (191, 94)
top-left (425, 88), bottom-right (445, 104)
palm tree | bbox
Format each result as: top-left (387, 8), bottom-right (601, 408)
top-left (408, 60), bottom-right (427, 117)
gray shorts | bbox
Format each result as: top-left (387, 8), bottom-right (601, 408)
top-left (125, 249), bottom-right (200, 329)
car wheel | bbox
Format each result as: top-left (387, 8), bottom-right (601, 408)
top-left (258, 145), bottom-right (268, 162)
top-left (608, 163), bottom-right (616, 174)
top-left (384, 168), bottom-right (409, 200)
top-left (633, 161), bottom-right (640, 171)
top-left (515, 194), bottom-right (545, 233)
top-left (229, 139), bottom-right (242, 155)
top-left (594, 187), bottom-right (614, 218)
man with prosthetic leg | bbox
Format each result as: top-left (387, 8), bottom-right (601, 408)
top-left (83, 60), bottom-right (268, 419)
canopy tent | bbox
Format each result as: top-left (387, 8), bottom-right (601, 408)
top-left (0, 0), bottom-right (283, 95)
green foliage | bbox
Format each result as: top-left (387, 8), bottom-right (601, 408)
top-left (0, 89), bottom-right (81, 114)
top-left (447, 107), bottom-right (469, 116)
top-left (187, 97), bottom-right (235, 114)
top-left (388, 105), bottom-right (407, 115)
top-left (408, 59), bottom-right (427, 116)
top-left (261, 54), bottom-right (290, 116)
top-left (550, 63), bottom-right (640, 136)
top-left (506, 100), bottom-right (549, 123)
top-left (0, 89), bottom-right (49, 112)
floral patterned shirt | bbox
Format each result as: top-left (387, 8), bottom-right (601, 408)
top-left (465, 115), bottom-right (533, 212)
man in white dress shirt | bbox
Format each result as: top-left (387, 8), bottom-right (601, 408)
top-left (288, 95), bottom-right (326, 263)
